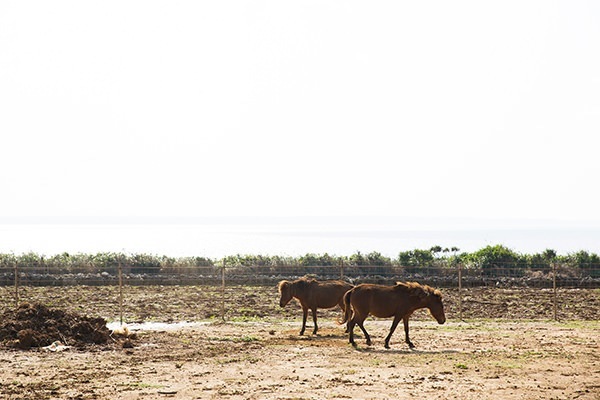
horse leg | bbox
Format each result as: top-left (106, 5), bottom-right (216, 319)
top-left (403, 317), bottom-right (415, 349)
top-left (300, 306), bottom-right (308, 335)
top-left (384, 315), bottom-right (402, 349)
top-left (348, 316), bottom-right (357, 346)
top-left (311, 308), bottom-right (318, 335)
top-left (356, 318), bottom-right (371, 346)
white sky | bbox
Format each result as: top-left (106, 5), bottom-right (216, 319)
top-left (1, 1), bottom-right (599, 256)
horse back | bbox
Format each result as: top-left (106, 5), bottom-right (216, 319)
top-left (351, 284), bottom-right (409, 319)
top-left (299, 280), bottom-right (353, 309)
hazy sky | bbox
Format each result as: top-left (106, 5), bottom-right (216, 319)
top-left (1, 1), bottom-right (599, 255)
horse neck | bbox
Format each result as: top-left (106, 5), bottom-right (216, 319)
top-left (292, 279), bottom-right (314, 299)
top-left (290, 281), bottom-right (300, 298)
top-left (405, 294), bottom-right (429, 313)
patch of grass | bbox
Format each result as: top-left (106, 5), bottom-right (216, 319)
top-left (455, 363), bottom-right (468, 370)
top-left (227, 315), bottom-right (265, 322)
top-left (493, 361), bottom-right (522, 370)
top-left (218, 357), bottom-right (241, 365)
top-left (216, 354), bottom-right (260, 365)
top-left (179, 337), bottom-right (192, 345)
top-left (554, 320), bottom-right (600, 330)
top-left (237, 307), bottom-right (258, 315)
top-left (437, 321), bottom-right (502, 332)
top-left (238, 335), bottom-right (260, 343)
top-left (334, 369), bottom-right (357, 376)
top-left (520, 350), bottom-right (545, 359)
top-left (208, 335), bottom-right (260, 343)
top-left (119, 382), bottom-right (164, 389)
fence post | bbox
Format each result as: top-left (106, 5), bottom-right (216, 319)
top-left (552, 262), bottom-right (557, 321)
top-left (340, 258), bottom-right (344, 279)
top-left (458, 263), bottom-right (463, 321)
top-left (118, 261), bottom-right (124, 325)
top-left (14, 261), bottom-right (19, 309)
top-left (221, 263), bottom-right (226, 322)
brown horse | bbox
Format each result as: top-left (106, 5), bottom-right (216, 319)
top-left (341, 281), bottom-right (445, 348)
top-left (278, 277), bottom-right (354, 335)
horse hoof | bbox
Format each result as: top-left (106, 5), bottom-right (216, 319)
top-left (384, 344), bottom-right (390, 349)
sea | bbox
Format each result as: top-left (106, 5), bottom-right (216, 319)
top-left (1, 216), bottom-right (599, 258)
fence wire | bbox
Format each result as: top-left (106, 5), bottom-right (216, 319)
top-left (1, 262), bottom-right (599, 323)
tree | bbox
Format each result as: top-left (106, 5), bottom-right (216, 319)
top-left (398, 249), bottom-right (434, 267)
top-left (525, 249), bottom-right (557, 274)
top-left (542, 249), bottom-right (557, 260)
top-left (565, 251), bottom-right (600, 278)
top-left (364, 251), bottom-right (391, 266)
top-left (398, 249), bottom-right (435, 274)
top-left (467, 245), bottom-right (523, 277)
top-left (430, 246), bottom-right (443, 257)
top-left (348, 251), bottom-right (368, 266)
top-left (300, 253), bottom-right (327, 266)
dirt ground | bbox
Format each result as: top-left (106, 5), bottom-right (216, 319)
top-left (0, 285), bottom-right (598, 399)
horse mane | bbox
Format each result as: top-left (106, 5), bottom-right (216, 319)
top-left (277, 280), bottom-right (289, 293)
top-left (396, 281), bottom-right (442, 299)
top-left (278, 276), bottom-right (317, 293)
top-left (294, 276), bottom-right (317, 289)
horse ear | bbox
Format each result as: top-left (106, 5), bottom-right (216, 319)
top-left (278, 281), bottom-right (289, 292)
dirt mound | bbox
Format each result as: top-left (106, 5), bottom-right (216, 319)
top-left (0, 302), bottom-right (110, 349)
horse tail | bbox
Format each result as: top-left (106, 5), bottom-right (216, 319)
top-left (340, 289), bottom-right (353, 325)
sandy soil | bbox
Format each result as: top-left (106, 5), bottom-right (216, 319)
top-left (1, 319), bottom-right (599, 400)
top-left (0, 286), bottom-right (598, 399)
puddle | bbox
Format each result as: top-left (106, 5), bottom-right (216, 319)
top-left (106, 321), bottom-right (210, 332)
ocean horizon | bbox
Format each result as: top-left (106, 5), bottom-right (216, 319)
top-left (1, 216), bottom-right (599, 258)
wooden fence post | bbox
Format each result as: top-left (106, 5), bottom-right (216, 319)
top-left (553, 262), bottom-right (557, 321)
top-left (14, 261), bottom-right (19, 309)
top-left (118, 262), bottom-right (124, 325)
top-left (221, 263), bottom-right (226, 322)
top-left (458, 263), bottom-right (463, 321)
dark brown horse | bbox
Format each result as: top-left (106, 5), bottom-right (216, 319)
top-left (341, 281), bottom-right (445, 348)
top-left (278, 277), bottom-right (354, 335)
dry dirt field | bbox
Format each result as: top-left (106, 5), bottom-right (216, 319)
top-left (0, 285), bottom-right (599, 400)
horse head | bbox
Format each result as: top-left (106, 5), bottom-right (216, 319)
top-left (427, 289), bottom-right (446, 324)
top-left (402, 282), bottom-right (446, 325)
top-left (277, 280), bottom-right (293, 307)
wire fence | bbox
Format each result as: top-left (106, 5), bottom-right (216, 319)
top-left (1, 262), bottom-right (599, 323)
